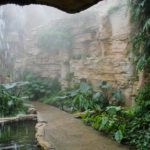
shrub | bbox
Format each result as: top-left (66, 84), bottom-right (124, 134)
top-left (125, 114), bottom-right (150, 150)
top-left (23, 73), bottom-right (61, 100)
top-left (81, 106), bottom-right (127, 143)
top-left (123, 82), bottom-right (150, 149)
top-left (0, 85), bottom-right (25, 117)
top-left (46, 81), bottom-right (124, 112)
top-left (81, 82), bottom-right (150, 149)
top-left (135, 82), bottom-right (150, 113)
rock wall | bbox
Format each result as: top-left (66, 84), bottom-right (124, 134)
top-left (14, 0), bottom-right (135, 105)
top-left (69, 0), bottom-right (135, 105)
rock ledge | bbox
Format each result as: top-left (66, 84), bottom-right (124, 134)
top-left (35, 122), bottom-right (55, 150)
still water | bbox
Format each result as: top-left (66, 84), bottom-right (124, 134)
top-left (0, 120), bottom-right (39, 150)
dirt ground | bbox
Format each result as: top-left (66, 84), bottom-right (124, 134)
top-left (33, 102), bottom-right (128, 150)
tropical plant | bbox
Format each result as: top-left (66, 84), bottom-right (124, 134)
top-left (44, 81), bottom-right (124, 112)
top-left (81, 81), bottom-right (150, 149)
top-left (135, 81), bottom-right (150, 113)
top-left (130, 0), bottom-right (150, 72)
top-left (70, 82), bottom-right (93, 111)
top-left (93, 81), bottom-right (124, 109)
top-left (127, 0), bottom-right (150, 149)
top-left (123, 83), bottom-right (150, 149)
top-left (23, 73), bottom-right (61, 100)
top-left (81, 106), bottom-right (127, 143)
top-left (0, 85), bottom-right (25, 117)
top-left (2, 81), bottom-right (29, 97)
top-left (125, 113), bottom-right (150, 150)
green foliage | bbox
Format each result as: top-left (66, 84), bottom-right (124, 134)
top-left (135, 82), bottom-right (150, 112)
top-left (130, 0), bottom-right (150, 71)
top-left (56, 82), bottom-right (94, 112)
top-left (124, 82), bottom-right (150, 149)
top-left (0, 85), bottom-right (25, 117)
top-left (81, 82), bottom-right (150, 149)
top-left (37, 26), bottom-right (73, 52)
top-left (81, 106), bottom-right (127, 143)
top-left (71, 86), bottom-right (93, 112)
top-left (33, 79), bottom-right (126, 145)
top-left (23, 73), bottom-right (61, 100)
top-left (2, 81), bottom-right (29, 97)
top-left (128, 0), bottom-right (150, 148)
top-left (125, 114), bottom-right (150, 150)
top-left (94, 81), bottom-right (124, 108)
top-left (43, 81), bottom-right (124, 112)
top-left (115, 130), bottom-right (124, 143)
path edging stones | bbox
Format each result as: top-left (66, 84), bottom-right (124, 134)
top-left (35, 121), bottom-right (55, 150)
top-left (0, 114), bottom-right (37, 125)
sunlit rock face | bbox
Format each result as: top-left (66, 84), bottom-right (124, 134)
top-left (14, 0), bottom-right (135, 105)
top-left (0, 0), bottom-right (101, 13)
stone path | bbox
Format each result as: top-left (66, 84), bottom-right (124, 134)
top-left (33, 102), bottom-right (128, 150)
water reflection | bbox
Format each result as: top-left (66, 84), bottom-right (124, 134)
top-left (0, 120), bottom-right (39, 150)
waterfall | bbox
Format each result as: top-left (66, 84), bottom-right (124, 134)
top-left (0, 6), bottom-right (14, 83)
top-left (0, 6), bottom-right (5, 50)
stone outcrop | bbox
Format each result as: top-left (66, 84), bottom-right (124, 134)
top-left (0, 0), bottom-right (102, 13)
top-left (0, 114), bottom-right (37, 125)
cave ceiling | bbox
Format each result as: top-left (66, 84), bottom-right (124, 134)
top-left (1, 0), bottom-right (102, 13)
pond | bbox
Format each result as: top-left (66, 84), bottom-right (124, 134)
top-left (0, 120), bottom-right (40, 150)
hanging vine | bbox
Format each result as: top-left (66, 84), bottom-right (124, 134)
top-left (131, 0), bottom-right (150, 72)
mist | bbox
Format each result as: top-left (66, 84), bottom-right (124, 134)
top-left (0, 2), bottom-right (103, 83)
top-left (0, 1), bottom-right (141, 149)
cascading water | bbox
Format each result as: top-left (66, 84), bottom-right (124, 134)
top-left (0, 6), bottom-right (10, 85)
top-left (0, 5), bottom-right (16, 88)
top-left (0, 6), bottom-right (5, 49)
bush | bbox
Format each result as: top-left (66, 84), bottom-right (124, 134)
top-left (135, 82), bottom-right (150, 113)
top-left (0, 85), bottom-right (25, 117)
top-left (81, 106), bottom-right (127, 143)
top-left (45, 81), bottom-right (124, 112)
top-left (125, 114), bottom-right (150, 150)
top-left (124, 82), bottom-right (150, 149)
top-left (80, 82), bottom-right (150, 149)
top-left (23, 73), bottom-right (61, 100)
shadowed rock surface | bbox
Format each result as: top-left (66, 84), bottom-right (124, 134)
top-left (0, 0), bottom-right (102, 13)
top-left (33, 102), bottom-right (128, 150)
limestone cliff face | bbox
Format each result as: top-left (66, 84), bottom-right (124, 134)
top-left (69, 0), bottom-right (134, 105)
top-left (15, 0), bottom-right (135, 105)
